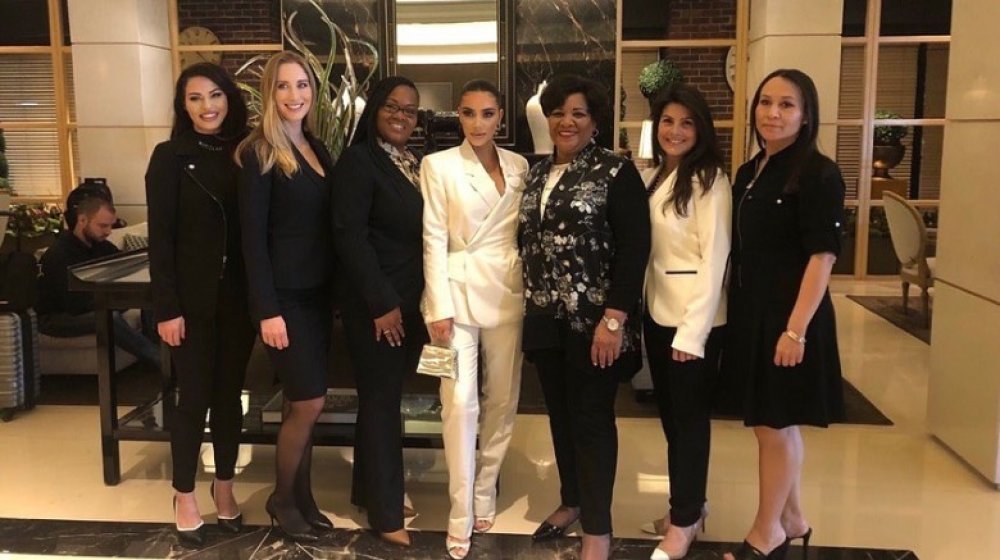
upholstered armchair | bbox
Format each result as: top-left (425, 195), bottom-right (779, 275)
top-left (882, 191), bottom-right (935, 326)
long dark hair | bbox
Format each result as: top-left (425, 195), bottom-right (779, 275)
top-left (170, 62), bottom-right (247, 140)
top-left (352, 75), bottom-right (420, 175)
top-left (749, 68), bottom-right (820, 193)
top-left (648, 84), bottom-right (724, 217)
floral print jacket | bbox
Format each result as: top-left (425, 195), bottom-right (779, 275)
top-left (517, 142), bottom-right (650, 367)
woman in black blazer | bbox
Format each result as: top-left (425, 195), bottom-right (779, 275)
top-left (236, 51), bottom-right (335, 543)
top-left (330, 76), bottom-right (426, 547)
top-left (145, 62), bottom-right (255, 546)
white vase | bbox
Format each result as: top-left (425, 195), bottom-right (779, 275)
top-left (526, 81), bottom-right (553, 155)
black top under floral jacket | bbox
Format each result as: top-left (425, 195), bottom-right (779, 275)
top-left (517, 141), bottom-right (651, 378)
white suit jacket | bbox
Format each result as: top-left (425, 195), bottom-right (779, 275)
top-left (642, 164), bottom-right (732, 357)
top-left (421, 141), bottom-right (529, 328)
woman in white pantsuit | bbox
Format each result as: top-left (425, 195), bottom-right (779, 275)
top-left (421, 80), bottom-right (529, 560)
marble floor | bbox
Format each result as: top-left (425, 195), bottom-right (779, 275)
top-left (0, 280), bottom-right (995, 559)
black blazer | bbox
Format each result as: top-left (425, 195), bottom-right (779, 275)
top-left (238, 134), bottom-right (334, 323)
top-left (145, 130), bottom-right (247, 323)
top-left (330, 142), bottom-right (424, 319)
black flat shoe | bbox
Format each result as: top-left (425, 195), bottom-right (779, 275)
top-left (173, 496), bottom-right (204, 546)
top-left (731, 539), bottom-right (791, 560)
top-left (266, 494), bottom-right (319, 543)
top-left (210, 482), bottom-right (243, 533)
top-left (531, 520), bottom-right (566, 541)
top-left (786, 527), bottom-right (812, 560)
top-left (532, 517), bottom-right (579, 541)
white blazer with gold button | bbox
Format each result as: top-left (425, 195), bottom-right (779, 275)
top-left (421, 140), bottom-right (529, 328)
top-left (642, 164), bottom-right (732, 357)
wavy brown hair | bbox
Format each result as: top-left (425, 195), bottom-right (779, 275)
top-left (649, 84), bottom-right (724, 217)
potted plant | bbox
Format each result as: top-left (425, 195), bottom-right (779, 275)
top-left (0, 129), bottom-right (13, 244)
top-left (236, 0), bottom-right (378, 163)
top-left (0, 128), bottom-right (10, 193)
top-left (638, 59), bottom-right (682, 107)
top-left (873, 110), bottom-right (907, 179)
top-left (2, 203), bottom-right (63, 254)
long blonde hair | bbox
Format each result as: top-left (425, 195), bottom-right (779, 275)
top-left (236, 51), bottom-right (318, 176)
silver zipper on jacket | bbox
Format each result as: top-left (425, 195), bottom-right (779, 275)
top-left (735, 179), bottom-right (754, 288)
top-left (184, 165), bottom-right (228, 280)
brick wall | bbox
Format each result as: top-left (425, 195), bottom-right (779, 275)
top-left (661, 47), bottom-right (734, 120)
top-left (662, 0), bottom-right (736, 39)
top-left (177, 0), bottom-right (281, 44)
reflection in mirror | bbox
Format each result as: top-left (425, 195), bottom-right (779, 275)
top-left (394, 0), bottom-right (499, 114)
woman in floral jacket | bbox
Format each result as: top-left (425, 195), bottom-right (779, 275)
top-left (517, 74), bottom-right (650, 560)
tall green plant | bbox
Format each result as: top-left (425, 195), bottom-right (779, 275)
top-left (0, 128), bottom-right (10, 193)
top-left (236, 0), bottom-right (379, 162)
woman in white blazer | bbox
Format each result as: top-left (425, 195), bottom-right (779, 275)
top-left (420, 80), bottom-right (529, 560)
top-left (641, 84), bottom-right (732, 560)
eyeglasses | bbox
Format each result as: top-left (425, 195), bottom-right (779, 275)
top-left (382, 102), bottom-right (419, 119)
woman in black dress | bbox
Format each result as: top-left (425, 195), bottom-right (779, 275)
top-left (236, 51), bottom-right (335, 542)
top-left (330, 76), bottom-right (426, 547)
top-left (518, 74), bottom-right (650, 560)
top-left (146, 62), bottom-right (255, 546)
top-left (723, 69), bottom-right (846, 560)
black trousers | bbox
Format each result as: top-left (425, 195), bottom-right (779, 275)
top-left (532, 348), bottom-right (620, 535)
top-left (341, 306), bottom-right (425, 532)
top-left (169, 285), bottom-right (255, 493)
top-left (643, 315), bottom-right (723, 527)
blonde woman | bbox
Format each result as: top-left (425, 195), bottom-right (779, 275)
top-left (236, 51), bottom-right (335, 542)
top-left (421, 80), bottom-right (529, 559)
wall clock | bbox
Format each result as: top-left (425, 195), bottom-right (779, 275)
top-left (178, 26), bottom-right (222, 69)
top-left (725, 46), bottom-right (737, 92)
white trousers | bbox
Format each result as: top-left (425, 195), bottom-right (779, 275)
top-left (440, 320), bottom-right (523, 539)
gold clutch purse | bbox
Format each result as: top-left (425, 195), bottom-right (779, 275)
top-left (416, 343), bottom-right (458, 379)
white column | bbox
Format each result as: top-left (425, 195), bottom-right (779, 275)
top-left (927, 0), bottom-right (1000, 486)
top-left (68, 0), bottom-right (173, 224)
top-left (747, 0), bottom-right (844, 158)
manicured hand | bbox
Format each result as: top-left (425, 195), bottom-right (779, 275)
top-left (774, 333), bottom-right (805, 367)
top-left (157, 316), bottom-right (185, 347)
top-left (591, 322), bottom-right (624, 369)
top-left (260, 316), bottom-right (289, 350)
top-left (374, 307), bottom-right (405, 347)
top-left (428, 318), bottom-right (454, 345)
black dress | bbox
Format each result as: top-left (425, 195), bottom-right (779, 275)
top-left (723, 146), bottom-right (845, 428)
top-left (239, 135), bottom-right (334, 402)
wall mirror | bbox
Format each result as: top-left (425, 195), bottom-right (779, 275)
top-left (384, 0), bottom-right (514, 144)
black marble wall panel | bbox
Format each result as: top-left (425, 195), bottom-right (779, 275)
top-left (283, 0), bottom-right (615, 154)
top-left (513, 0), bottom-right (617, 153)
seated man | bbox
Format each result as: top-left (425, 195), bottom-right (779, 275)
top-left (37, 195), bottom-right (160, 368)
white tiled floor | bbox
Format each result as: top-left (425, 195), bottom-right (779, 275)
top-left (1, 280), bottom-right (996, 559)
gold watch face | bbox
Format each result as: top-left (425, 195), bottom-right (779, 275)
top-left (605, 317), bottom-right (620, 331)
top-left (178, 26), bottom-right (222, 69)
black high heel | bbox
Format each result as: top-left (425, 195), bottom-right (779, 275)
top-left (731, 539), bottom-right (790, 560)
top-left (786, 528), bottom-right (812, 560)
top-left (297, 496), bottom-right (334, 532)
top-left (210, 481), bottom-right (243, 533)
top-left (172, 496), bottom-right (205, 546)
top-left (265, 493), bottom-right (319, 542)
